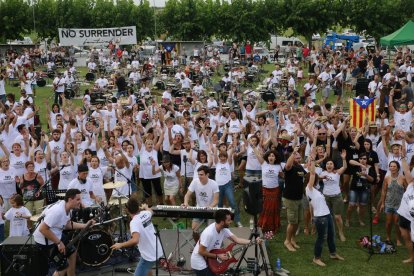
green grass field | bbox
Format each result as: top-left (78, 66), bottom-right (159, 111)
top-left (2, 63), bottom-right (410, 275)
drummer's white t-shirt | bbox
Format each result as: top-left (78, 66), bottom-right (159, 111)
top-left (68, 178), bottom-right (94, 207)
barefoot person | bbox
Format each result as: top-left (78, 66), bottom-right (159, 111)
top-left (283, 146), bottom-right (306, 251)
top-left (306, 153), bottom-right (344, 267)
top-left (379, 161), bottom-right (406, 246)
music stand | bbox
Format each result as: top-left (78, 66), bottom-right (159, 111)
top-left (233, 176), bottom-right (269, 276)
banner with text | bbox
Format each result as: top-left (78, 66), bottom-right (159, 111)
top-left (58, 26), bottom-right (137, 46)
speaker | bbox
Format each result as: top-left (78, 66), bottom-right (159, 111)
top-left (243, 176), bottom-right (263, 215)
top-left (0, 236), bottom-right (46, 276)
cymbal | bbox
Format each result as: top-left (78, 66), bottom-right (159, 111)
top-left (103, 181), bottom-right (126, 189)
top-left (108, 197), bottom-right (129, 206)
top-left (30, 214), bottom-right (42, 222)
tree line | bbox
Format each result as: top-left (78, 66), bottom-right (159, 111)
top-left (0, 0), bottom-right (413, 45)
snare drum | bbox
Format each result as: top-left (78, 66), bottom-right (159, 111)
top-left (78, 229), bottom-right (113, 266)
top-left (37, 78), bottom-right (46, 87)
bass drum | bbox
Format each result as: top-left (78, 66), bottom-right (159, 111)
top-left (86, 72), bottom-right (95, 81)
top-left (37, 78), bottom-right (46, 87)
top-left (78, 229), bottom-right (113, 266)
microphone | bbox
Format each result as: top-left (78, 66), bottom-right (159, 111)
top-left (183, 155), bottom-right (188, 163)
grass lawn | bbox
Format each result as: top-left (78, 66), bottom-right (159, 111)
top-left (2, 63), bottom-right (409, 275)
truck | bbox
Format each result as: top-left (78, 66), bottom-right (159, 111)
top-left (323, 33), bottom-right (360, 50)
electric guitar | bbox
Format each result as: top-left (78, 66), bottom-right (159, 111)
top-left (50, 220), bottom-right (93, 268)
top-left (207, 231), bottom-right (273, 275)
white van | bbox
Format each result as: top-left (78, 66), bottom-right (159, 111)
top-left (269, 35), bottom-right (304, 51)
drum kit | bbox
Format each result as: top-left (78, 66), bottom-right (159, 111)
top-left (30, 181), bottom-right (132, 267)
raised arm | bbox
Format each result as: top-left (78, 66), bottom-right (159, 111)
top-left (336, 150), bottom-right (348, 175)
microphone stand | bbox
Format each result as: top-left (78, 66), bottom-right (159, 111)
top-left (112, 165), bottom-right (152, 199)
top-left (154, 224), bottom-right (171, 276)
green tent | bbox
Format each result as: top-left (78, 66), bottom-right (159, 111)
top-left (380, 20), bottom-right (414, 46)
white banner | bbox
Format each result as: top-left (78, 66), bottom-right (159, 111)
top-left (58, 26), bottom-right (137, 46)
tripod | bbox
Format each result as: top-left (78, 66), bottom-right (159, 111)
top-left (154, 224), bottom-right (171, 276)
top-left (233, 214), bottom-right (269, 276)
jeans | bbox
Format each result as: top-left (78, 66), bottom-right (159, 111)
top-left (54, 91), bottom-right (63, 105)
top-left (134, 257), bottom-right (155, 276)
top-left (194, 267), bottom-right (215, 276)
top-left (0, 94), bottom-right (5, 104)
top-left (218, 181), bottom-right (240, 223)
top-left (116, 90), bottom-right (127, 98)
top-left (314, 214), bottom-right (336, 258)
top-left (0, 223), bottom-right (4, 243)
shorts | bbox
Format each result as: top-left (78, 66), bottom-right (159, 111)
top-left (324, 194), bottom-right (344, 215)
top-left (142, 177), bottom-right (163, 197)
top-left (322, 87), bottom-right (330, 98)
top-left (283, 197), bottom-right (303, 224)
top-left (385, 207), bottom-right (398, 214)
top-left (135, 257), bottom-right (155, 276)
top-left (246, 169), bottom-right (261, 177)
top-left (349, 190), bottom-right (368, 205)
top-left (399, 215), bottom-right (411, 230)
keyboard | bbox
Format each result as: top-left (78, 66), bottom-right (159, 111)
top-left (152, 205), bottom-right (233, 219)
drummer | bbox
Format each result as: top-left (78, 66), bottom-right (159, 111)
top-left (67, 164), bottom-right (98, 207)
top-left (94, 74), bottom-right (109, 93)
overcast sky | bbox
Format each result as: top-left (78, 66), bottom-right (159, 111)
top-left (133, 0), bottom-right (166, 7)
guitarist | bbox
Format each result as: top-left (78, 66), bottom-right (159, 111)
top-left (190, 209), bottom-right (263, 276)
top-left (33, 189), bottom-right (94, 276)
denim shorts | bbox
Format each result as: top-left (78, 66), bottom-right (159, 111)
top-left (349, 190), bottom-right (368, 205)
top-left (385, 207), bottom-right (398, 214)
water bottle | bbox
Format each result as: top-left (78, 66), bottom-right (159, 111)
top-left (276, 258), bottom-right (281, 270)
top-left (249, 218), bottom-right (254, 230)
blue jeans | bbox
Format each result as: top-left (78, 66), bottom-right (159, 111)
top-left (134, 257), bottom-right (155, 276)
top-left (0, 95), bottom-right (5, 104)
top-left (0, 223), bottom-right (4, 242)
top-left (116, 90), bottom-right (127, 98)
top-left (218, 181), bottom-right (240, 223)
top-left (194, 267), bottom-right (215, 276)
top-left (314, 214), bottom-right (336, 258)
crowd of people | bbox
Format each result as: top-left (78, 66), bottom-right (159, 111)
top-left (1, 40), bottom-right (414, 275)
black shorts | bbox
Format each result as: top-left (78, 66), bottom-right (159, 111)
top-left (142, 177), bottom-right (163, 197)
top-left (399, 214), bottom-right (411, 230)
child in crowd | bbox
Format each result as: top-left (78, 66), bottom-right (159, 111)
top-left (4, 194), bottom-right (31, 237)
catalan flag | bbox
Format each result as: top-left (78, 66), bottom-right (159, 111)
top-left (349, 98), bottom-right (376, 129)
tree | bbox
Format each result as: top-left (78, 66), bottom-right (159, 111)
top-left (0, 0), bottom-right (30, 42)
top-left (344, 0), bottom-right (414, 44)
top-left (280, 0), bottom-right (340, 46)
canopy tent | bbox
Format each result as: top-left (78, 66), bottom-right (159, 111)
top-left (380, 20), bottom-right (414, 47)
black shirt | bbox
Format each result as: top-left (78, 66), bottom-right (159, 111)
top-left (350, 165), bottom-right (376, 191)
top-left (115, 76), bottom-right (127, 92)
top-left (283, 164), bottom-right (307, 200)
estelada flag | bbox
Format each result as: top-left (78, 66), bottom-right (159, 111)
top-left (349, 97), bottom-right (376, 129)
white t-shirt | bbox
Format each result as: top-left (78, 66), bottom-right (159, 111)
top-left (34, 200), bottom-right (70, 245)
top-left (130, 211), bottom-right (162, 261)
top-left (139, 148), bottom-right (161, 179)
top-left (0, 168), bottom-right (17, 199)
top-left (112, 166), bottom-right (133, 196)
top-left (188, 178), bottom-right (219, 207)
top-left (306, 186), bottom-right (330, 217)
top-left (5, 206), bottom-right (31, 236)
top-left (394, 111), bottom-right (412, 132)
top-left (215, 162), bottom-right (232, 186)
top-left (88, 167), bottom-right (106, 204)
top-left (59, 165), bottom-right (76, 190)
top-left (320, 171), bottom-right (341, 196)
top-left (10, 153), bottom-right (28, 177)
top-left (68, 178), bottom-right (94, 207)
top-left (246, 146), bottom-right (261, 171)
top-left (160, 165), bottom-right (180, 187)
top-left (262, 163), bottom-right (282, 188)
top-left (191, 222), bottom-right (233, 270)
top-left (397, 184), bottom-right (414, 221)
top-left (180, 149), bottom-right (197, 177)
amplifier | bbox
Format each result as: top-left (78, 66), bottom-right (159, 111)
top-left (0, 236), bottom-right (46, 276)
